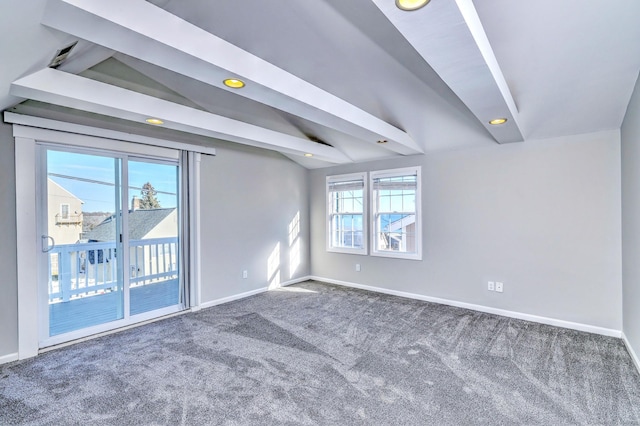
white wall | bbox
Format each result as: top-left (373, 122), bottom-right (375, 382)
top-left (199, 143), bottom-right (310, 303)
top-left (0, 122), bottom-right (18, 358)
top-left (622, 72), bottom-right (640, 362)
top-left (310, 130), bottom-right (622, 331)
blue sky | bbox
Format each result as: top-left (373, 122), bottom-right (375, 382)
top-left (48, 150), bottom-right (178, 212)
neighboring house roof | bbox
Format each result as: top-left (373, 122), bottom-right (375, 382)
top-left (85, 208), bottom-right (175, 241)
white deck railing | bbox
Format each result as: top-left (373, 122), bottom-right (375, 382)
top-left (48, 237), bottom-right (179, 303)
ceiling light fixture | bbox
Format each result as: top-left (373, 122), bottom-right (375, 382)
top-left (145, 118), bottom-right (164, 125)
top-left (396, 0), bottom-right (431, 11)
top-left (489, 118), bottom-right (508, 125)
top-left (223, 78), bottom-right (245, 89)
top-left (304, 153), bottom-right (313, 157)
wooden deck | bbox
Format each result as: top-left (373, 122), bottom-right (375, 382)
top-left (49, 279), bottom-right (180, 336)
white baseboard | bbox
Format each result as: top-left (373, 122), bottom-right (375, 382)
top-left (198, 276), bottom-right (310, 310)
top-left (279, 276), bottom-right (311, 287)
top-left (199, 287), bottom-right (268, 310)
top-left (309, 276), bottom-right (622, 338)
top-left (0, 352), bottom-right (19, 365)
top-left (622, 333), bottom-right (640, 375)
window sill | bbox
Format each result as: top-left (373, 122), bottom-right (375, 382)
top-left (327, 247), bottom-right (368, 256)
top-left (370, 250), bottom-right (422, 261)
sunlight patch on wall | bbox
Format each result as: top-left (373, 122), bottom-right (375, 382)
top-left (268, 271), bottom-right (281, 290)
top-left (289, 211), bottom-right (300, 246)
top-left (289, 211), bottom-right (301, 278)
top-left (290, 239), bottom-right (300, 278)
top-left (267, 242), bottom-right (281, 290)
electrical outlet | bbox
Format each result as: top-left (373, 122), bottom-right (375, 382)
top-left (495, 282), bottom-right (503, 293)
top-left (242, 270), bottom-right (248, 279)
top-left (356, 264), bottom-right (361, 272)
top-left (488, 281), bottom-right (495, 291)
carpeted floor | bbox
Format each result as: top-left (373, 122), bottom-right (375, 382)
top-left (1, 280), bottom-right (640, 425)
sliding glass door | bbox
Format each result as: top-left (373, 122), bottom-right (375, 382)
top-left (40, 146), bottom-right (183, 346)
top-left (128, 160), bottom-right (180, 315)
top-left (44, 150), bottom-right (124, 336)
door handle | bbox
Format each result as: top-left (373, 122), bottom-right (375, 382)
top-left (42, 235), bottom-right (55, 253)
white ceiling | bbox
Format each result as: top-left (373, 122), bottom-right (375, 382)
top-left (2, 0), bottom-right (640, 168)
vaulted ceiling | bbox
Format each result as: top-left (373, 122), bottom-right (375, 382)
top-left (2, 0), bottom-right (640, 168)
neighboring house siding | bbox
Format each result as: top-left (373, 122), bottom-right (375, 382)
top-left (47, 178), bottom-right (83, 246)
top-left (140, 211), bottom-right (178, 240)
top-left (47, 179), bottom-right (84, 278)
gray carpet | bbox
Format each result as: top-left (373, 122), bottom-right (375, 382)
top-left (1, 280), bottom-right (640, 425)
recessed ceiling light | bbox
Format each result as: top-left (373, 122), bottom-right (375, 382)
top-left (145, 118), bottom-right (164, 125)
top-left (489, 118), bottom-right (508, 125)
top-left (377, 139), bottom-right (388, 144)
top-left (396, 0), bottom-right (431, 11)
top-left (223, 78), bottom-right (245, 89)
top-left (304, 153), bottom-right (313, 157)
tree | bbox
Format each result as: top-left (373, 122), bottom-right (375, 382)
top-left (139, 182), bottom-right (161, 209)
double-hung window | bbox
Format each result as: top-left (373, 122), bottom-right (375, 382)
top-left (371, 167), bottom-right (421, 260)
top-left (60, 203), bottom-right (70, 220)
top-left (326, 173), bottom-right (367, 254)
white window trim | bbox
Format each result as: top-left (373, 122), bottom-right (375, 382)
top-left (326, 172), bottom-right (368, 255)
top-left (370, 166), bottom-right (422, 260)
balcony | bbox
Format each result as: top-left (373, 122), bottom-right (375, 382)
top-left (55, 213), bottom-right (83, 225)
top-left (47, 237), bottom-right (180, 336)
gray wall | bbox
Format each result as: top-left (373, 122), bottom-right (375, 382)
top-left (0, 122), bottom-right (18, 357)
top-left (622, 72), bottom-right (640, 356)
top-left (310, 131), bottom-right (622, 330)
top-left (199, 144), bottom-right (310, 303)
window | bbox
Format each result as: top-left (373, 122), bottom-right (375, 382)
top-left (326, 173), bottom-right (367, 254)
top-left (60, 203), bottom-right (70, 220)
top-left (371, 167), bottom-right (421, 260)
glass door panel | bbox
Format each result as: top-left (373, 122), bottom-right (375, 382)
top-left (127, 159), bottom-right (180, 315)
top-left (45, 149), bottom-right (124, 336)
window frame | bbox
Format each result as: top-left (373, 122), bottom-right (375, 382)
top-left (370, 166), bottom-right (422, 260)
top-left (60, 203), bottom-right (70, 220)
top-left (326, 172), bottom-right (368, 255)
